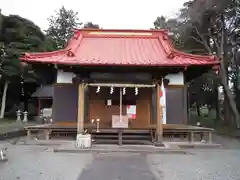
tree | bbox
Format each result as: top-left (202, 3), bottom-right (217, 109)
top-left (0, 13), bottom-right (53, 118)
top-left (153, 0), bottom-right (240, 127)
top-left (154, 16), bottom-right (168, 29)
top-left (182, 0), bottom-right (240, 127)
top-left (45, 6), bottom-right (82, 49)
top-left (172, 0), bottom-right (240, 127)
top-left (83, 22), bottom-right (100, 29)
top-left (153, 16), bottom-right (183, 48)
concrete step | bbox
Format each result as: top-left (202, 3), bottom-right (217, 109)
top-left (93, 139), bottom-right (153, 145)
top-left (92, 134), bottom-right (151, 138)
top-left (90, 129), bottom-right (150, 134)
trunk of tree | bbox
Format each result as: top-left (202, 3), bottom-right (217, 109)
top-left (235, 88), bottom-right (240, 122)
top-left (219, 15), bottom-right (240, 128)
top-left (223, 98), bottom-right (235, 126)
top-left (196, 104), bottom-right (201, 116)
top-left (0, 81), bottom-right (9, 119)
top-left (207, 105), bottom-right (212, 115)
top-left (214, 82), bottom-right (220, 121)
top-left (220, 57), bottom-right (240, 128)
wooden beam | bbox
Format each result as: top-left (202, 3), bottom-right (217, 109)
top-left (87, 83), bottom-right (155, 88)
top-left (77, 83), bottom-right (85, 134)
top-left (155, 83), bottom-right (164, 146)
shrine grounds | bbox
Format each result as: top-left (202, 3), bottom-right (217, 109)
top-left (0, 134), bottom-right (240, 180)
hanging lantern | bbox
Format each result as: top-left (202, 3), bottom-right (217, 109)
top-left (135, 87), bottom-right (138, 95)
top-left (110, 86), bottom-right (114, 94)
top-left (123, 87), bottom-right (126, 95)
top-left (96, 86), bottom-right (100, 93)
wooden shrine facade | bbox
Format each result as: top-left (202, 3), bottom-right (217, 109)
top-left (20, 29), bottom-right (219, 140)
top-left (52, 69), bottom-right (188, 130)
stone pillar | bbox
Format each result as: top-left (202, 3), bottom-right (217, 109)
top-left (0, 148), bottom-right (7, 161)
top-left (22, 111), bottom-right (28, 123)
top-left (16, 110), bottom-right (21, 122)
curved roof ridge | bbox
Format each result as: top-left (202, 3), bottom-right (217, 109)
top-left (24, 49), bottom-right (69, 58)
top-left (156, 31), bottom-right (217, 61)
top-left (172, 49), bottom-right (217, 61)
top-left (74, 28), bottom-right (169, 33)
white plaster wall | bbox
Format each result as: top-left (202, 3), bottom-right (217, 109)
top-left (56, 70), bottom-right (76, 83)
top-left (165, 72), bottom-right (184, 85)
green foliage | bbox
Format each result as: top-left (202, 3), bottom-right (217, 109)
top-left (0, 8), bottom-right (102, 114)
top-left (153, 16), bottom-right (168, 29)
top-left (153, 0), bottom-right (240, 127)
top-left (83, 22), bottom-right (100, 29)
top-left (153, 16), bottom-right (183, 48)
top-left (45, 6), bottom-right (82, 49)
top-left (0, 13), bottom-right (56, 84)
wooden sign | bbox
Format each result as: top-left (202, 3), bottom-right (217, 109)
top-left (112, 115), bottom-right (128, 128)
top-left (107, 99), bottom-right (112, 106)
top-left (42, 108), bottom-right (52, 117)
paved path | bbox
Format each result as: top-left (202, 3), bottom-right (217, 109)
top-left (78, 153), bottom-right (156, 180)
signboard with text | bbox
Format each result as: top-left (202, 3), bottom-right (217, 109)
top-left (112, 115), bottom-right (128, 128)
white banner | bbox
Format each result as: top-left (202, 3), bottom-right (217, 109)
top-left (127, 105), bottom-right (136, 119)
top-left (160, 81), bottom-right (167, 124)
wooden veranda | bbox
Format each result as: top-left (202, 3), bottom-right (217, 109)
top-left (25, 123), bottom-right (214, 145)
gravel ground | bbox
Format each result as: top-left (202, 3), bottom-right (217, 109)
top-left (213, 133), bottom-right (240, 149)
top-left (0, 144), bottom-right (93, 180)
top-left (148, 149), bottom-right (240, 180)
top-left (1, 134), bottom-right (240, 180)
top-left (0, 122), bottom-right (36, 134)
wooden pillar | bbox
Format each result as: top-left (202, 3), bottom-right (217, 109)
top-left (152, 87), bottom-right (157, 124)
top-left (77, 83), bottom-right (85, 134)
top-left (155, 83), bottom-right (164, 146)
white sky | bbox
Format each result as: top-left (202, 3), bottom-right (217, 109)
top-left (1, 0), bottom-right (188, 31)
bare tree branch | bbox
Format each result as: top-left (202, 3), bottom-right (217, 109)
top-left (213, 38), bottom-right (220, 50)
top-left (228, 16), bottom-right (236, 30)
top-left (192, 26), bottom-right (212, 54)
top-left (189, 36), bottom-right (205, 45)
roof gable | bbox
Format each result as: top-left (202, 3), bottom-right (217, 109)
top-left (32, 85), bottom-right (53, 98)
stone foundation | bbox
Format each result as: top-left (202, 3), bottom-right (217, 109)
top-left (76, 134), bottom-right (92, 148)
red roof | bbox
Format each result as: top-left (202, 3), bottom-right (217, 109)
top-left (20, 29), bottom-right (219, 67)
